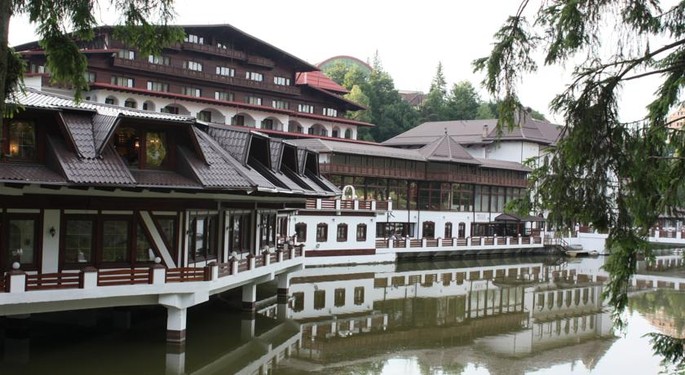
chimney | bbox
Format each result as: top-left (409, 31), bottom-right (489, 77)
top-left (482, 124), bottom-right (489, 138)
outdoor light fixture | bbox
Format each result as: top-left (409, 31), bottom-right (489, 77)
top-left (49, 226), bottom-right (56, 237)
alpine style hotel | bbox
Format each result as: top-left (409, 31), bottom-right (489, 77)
top-left (0, 24), bottom-right (562, 342)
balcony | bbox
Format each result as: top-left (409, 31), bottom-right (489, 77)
top-left (246, 54), bottom-right (275, 68)
top-left (111, 58), bottom-right (301, 96)
top-left (182, 42), bottom-right (246, 60)
top-left (321, 164), bottom-right (424, 180)
top-left (305, 197), bottom-right (391, 212)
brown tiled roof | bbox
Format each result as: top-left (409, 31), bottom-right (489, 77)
top-left (49, 137), bottom-right (135, 185)
top-left (0, 163), bottom-right (65, 184)
top-left (59, 112), bottom-right (97, 158)
top-left (92, 114), bottom-right (118, 154)
top-left (296, 71), bottom-right (348, 94)
top-left (206, 125), bottom-right (250, 163)
top-left (419, 134), bottom-right (480, 164)
top-left (183, 129), bottom-right (254, 189)
top-left (382, 115), bottom-right (563, 147)
top-left (129, 169), bottom-right (201, 188)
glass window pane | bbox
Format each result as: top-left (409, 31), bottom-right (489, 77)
top-left (102, 220), bottom-right (130, 262)
top-left (8, 121), bottom-right (36, 160)
top-left (8, 219), bottom-right (36, 265)
top-left (64, 219), bottom-right (93, 263)
top-left (145, 132), bottom-right (168, 168)
top-left (136, 224), bottom-right (155, 262)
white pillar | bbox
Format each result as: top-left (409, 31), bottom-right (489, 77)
top-left (166, 307), bottom-right (187, 343)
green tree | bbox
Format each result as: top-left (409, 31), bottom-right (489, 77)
top-left (444, 81), bottom-right (480, 120)
top-left (475, 1), bottom-right (685, 328)
top-left (360, 52), bottom-right (419, 142)
top-left (420, 62), bottom-right (448, 122)
top-left (1, 0), bottom-right (183, 116)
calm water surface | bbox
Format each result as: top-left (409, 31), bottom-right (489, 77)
top-left (1, 253), bottom-right (683, 375)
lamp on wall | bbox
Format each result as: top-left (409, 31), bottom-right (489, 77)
top-left (49, 227), bottom-right (56, 237)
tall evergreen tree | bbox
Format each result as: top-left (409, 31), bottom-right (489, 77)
top-left (360, 52), bottom-right (418, 142)
top-left (444, 81), bottom-right (480, 120)
top-left (420, 62), bottom-right (448, 122)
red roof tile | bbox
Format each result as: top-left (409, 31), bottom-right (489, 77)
top-left (296, 71), bottom-right (348, 94)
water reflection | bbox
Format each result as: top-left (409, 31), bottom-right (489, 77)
top-left (1, 253), bottom-right (684, 374)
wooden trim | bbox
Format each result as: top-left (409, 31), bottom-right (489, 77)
top-left (305, 248), bottom-right (375, 257)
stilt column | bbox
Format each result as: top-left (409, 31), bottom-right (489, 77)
top-left (166, 307), bottom-right (187, 344)
top-left (277, 274), bottom-right (289, 321)
top-left (242, 283), bottom-right (257, 313)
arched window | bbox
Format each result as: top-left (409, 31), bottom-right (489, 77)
top-left (344, 129), bottom-right (352, 139)
top-left (295, 222), bottom-right (307, 242)
top-left (124, 98), bottom-right (137, 108)
top-left (336, 223), bottom-right (348, 242)
top-left (458, 222), bottom-right (466, 238)
top-left (356, 224), bottom-right (367, 241)
top-left (316, 223), bottom-right (328, 242)
top-left (422, 221), bottom-right (435, 239)
top-left (444, 222), bottom-right (453, 239)
top-left (105, 96), bottom-right (118, 105)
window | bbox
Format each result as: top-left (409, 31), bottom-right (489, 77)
top-left (229, 212), bottom-right (252, 254)
top-left (155, 216), bottom-right (177, 252)
top-left (185, 34), bottom-right (204, 44)
top-left (182, 87), bottom-right (202, 97)
top-left (117, 49), bottom-right (135, 60)
top-left (354, 287), bottom-right (365, 305)
top-left (148, 55), bottom-right (170, 65)
top-left (5, 216), bottom-right (39, 270)
top-left (105, 97), bottom-right (116, 105)
top-left (245, 71), bottom-right (264, 81)
top-left (124, 99), bottom-right (137, 108)
top-left (184, 61), bottom-right (203, 72)
top-left (102, 219), bottom-right (130, 263)
top-left (332, 128), bottom-right (339, 138)
top-left (84, 71), bottom-right (96, 83)
top-left (298, 104), bottom-right (314, 113)
top-left (261, 119), bottom-right (274, 130)
top-left (314, 290), bottom-right (325, 310)
top-left (292, 292), bottom-right (304, 312)
top-left (217, 41), bottom-right (232, 49)
top-left (272, 100), bottom-right (289, 110)
top-left (308, 124), bottom-right (328, 136)
top-left (356, 224), bottom-right (367, 241)
top-left (322, 107), bottom-right (338, 117)
top-left (215, 91), bottom-right (234, 101)
top-left (295, 223), bottom-right (307, 242)
top-left (444, 222), bottom-right (453, 239)
top-left (344, 129), bottom-right (352, 139)
top-left (422, 221), bottom-right (435, 238)
top-left (189, 214), bottom-right (218, 262)
top-left (197, 110), bottom-right (212, 122)
top-left (161, 106), bottom-right (179, 114)
top-left (232, 115), bottom-right (245, 126)
top-left (63, 218), bottom-right (94, 264)
top-left (113, 127), bottom-right (172, 169)
top-left (316, 223), bottom-right (328, 242)
top-left (147, 81), bottom-right (168, 92)
top-left (245, 96), bottom-right (262, 105)
top-left (273, 76), bottom-right (290, 86)
top-left (111, 76), bottom-right (134, 88)
top-left (458, 222), bottom-right (466, 238)
top-left (4, 120), bottom-right (36, 161)
top-left (259, 213), bottom-right (276, 250)
top-left (216, 66), bottom-right (235, 77)
top-left (334, 288), bottom-right (345, 307)
top-left (336, 223), bottom-right (348, 242)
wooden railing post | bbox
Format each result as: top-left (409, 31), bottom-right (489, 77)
top-left (231, 259), bottom-right (238, 275)
top-left (80, 266), bottom-right (98, 289)
top-left (248, 254), bottom-right (255, 270)
top-left (151, 261), bottom-right (167, 285)
top-left (276, 249), bottom-right (283, 263)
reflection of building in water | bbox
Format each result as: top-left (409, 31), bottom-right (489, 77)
top-left (284, 256), bottom-right (614, 367)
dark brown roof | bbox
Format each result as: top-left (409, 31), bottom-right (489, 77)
top-left (3, 89), bottom-right (336, 197)
top-left (383, 115), bottom-right (563, 147)
top-left (419, 134), bottom-right (479, 164)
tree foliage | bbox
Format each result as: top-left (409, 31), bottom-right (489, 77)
top-left (445, 80), bottom-right (480, 120)
top-left (475, 0), bottom-right (685, 331)
top-left (1, 0), bottom-right (183, 116)
top-left (420, 62), bottom-right (448, 122)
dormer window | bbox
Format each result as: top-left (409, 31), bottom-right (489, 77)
top-left (3, 120), bottom-right (37, 161)
top-left (113, 127), bottom-right (172, 169)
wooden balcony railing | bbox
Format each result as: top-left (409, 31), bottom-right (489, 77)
top-left (98, 268), bottom-right (151, 286)
top-left (181, 42), bottom-right (246, 60)
top-left (112, 58), bottom-right (300, 95)
top-left (3, 246), bottom-right (305, 294)
top-left (26, 272), bottom-right (81, 291)
top-left (374, 235), bottom-right (543, 250)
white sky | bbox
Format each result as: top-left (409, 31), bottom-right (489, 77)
top-left (7, 0), bottom-right (666, 124)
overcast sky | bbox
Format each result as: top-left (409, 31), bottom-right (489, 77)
top-left (8, 0), bottom-right (665, 124)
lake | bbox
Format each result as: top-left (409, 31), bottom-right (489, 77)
top-left (1, 253), bottom-right (683, 375)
